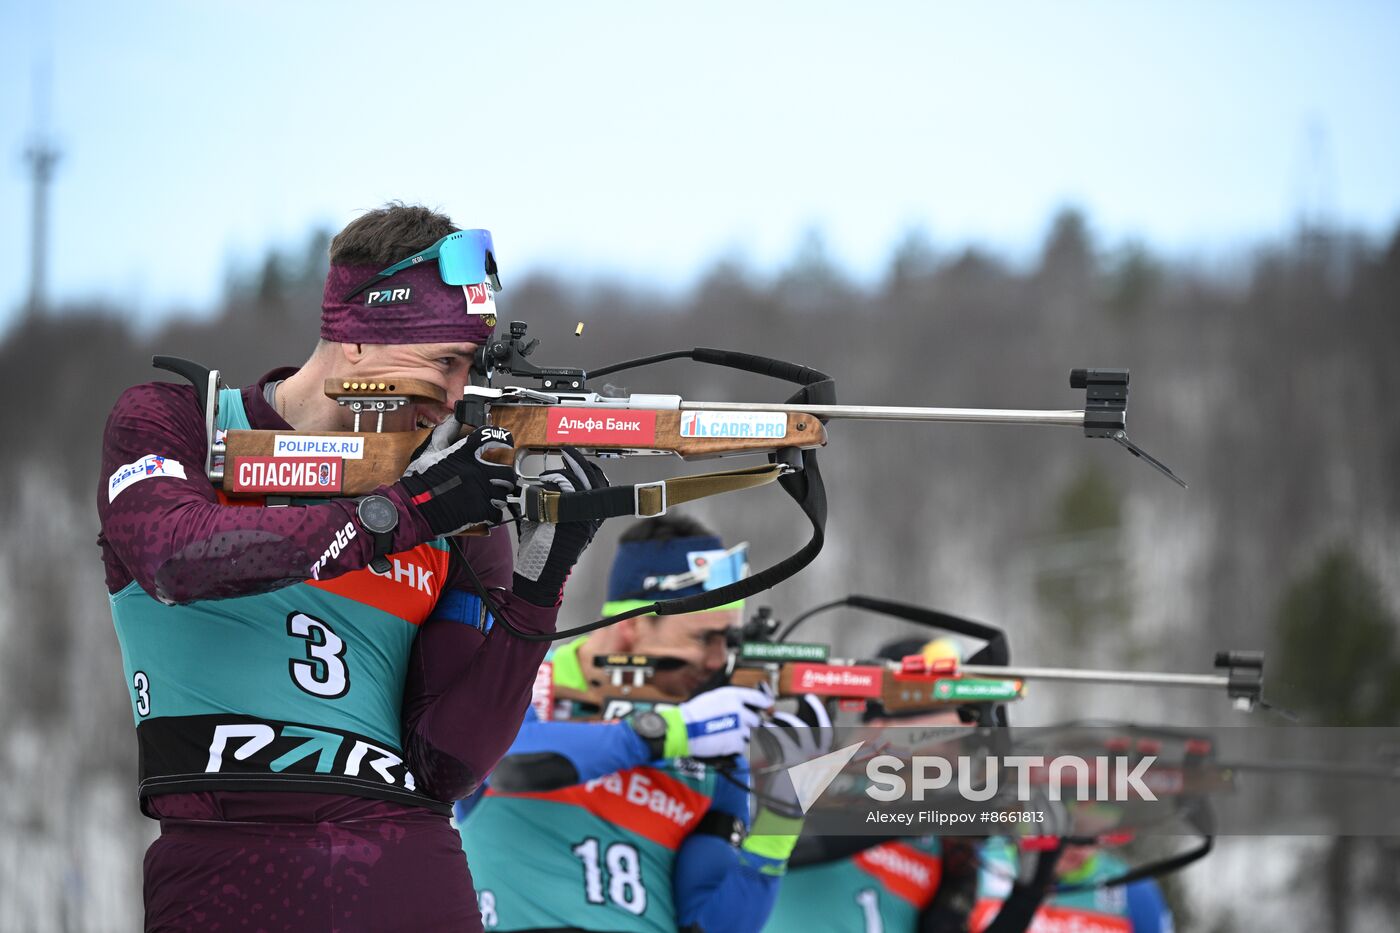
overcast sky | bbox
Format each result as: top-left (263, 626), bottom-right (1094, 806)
top-left (3, 0), bottom-right (1398, 328)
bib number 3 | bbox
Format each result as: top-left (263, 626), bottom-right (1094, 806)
top-left (133, 670), bottom-right (151, 716)
top-left (287, 612), bottom-right (349, 698)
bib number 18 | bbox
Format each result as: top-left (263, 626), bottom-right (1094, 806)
top-left (571, 838), bottom-right (647, 916)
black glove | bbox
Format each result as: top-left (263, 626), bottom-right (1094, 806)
top-left (754, 693), bottom-right (837, 817)
top-left (397, 425), bottom-right (517, 537)
top-left (511, 447), bottom-right (608, 607)
top-left (919, 837), bottom-right (980, 932)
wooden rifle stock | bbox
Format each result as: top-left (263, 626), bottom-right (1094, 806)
top-left (488, 407), bottom-right (827, 459)
top-left (219, 377), bottom-right (444, 498)
top-left (218, 378), bottom-right (827, 499)
top-left (221, 428), bottom-right (432, 496)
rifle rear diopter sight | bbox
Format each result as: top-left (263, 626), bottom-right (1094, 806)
top-left (474, 321), bottom-right (587, 392)
top-left (735, 606), bottom-right (781, 647)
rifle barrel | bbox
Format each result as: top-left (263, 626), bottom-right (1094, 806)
top-left (681, 401), bottom-right (1085, 427)
top-left (961, 664), bottom-right (1228, 690)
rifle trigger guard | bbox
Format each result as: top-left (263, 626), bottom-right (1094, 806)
top-left (774, 446), bottom-right (802, 473)
top-left (634, 480), bottom-right (668, 518)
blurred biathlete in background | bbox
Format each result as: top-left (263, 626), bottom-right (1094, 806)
top-left (456, 514), bottom-right (832, 933)
top-left (97, 203), bottom-right (606, 932)
top-left (766, 634), bottom-right (1174, 933)
top-left (763, 637), bottom-right (982, 933)
top-left (971, 836), bottom-right (1174, 933)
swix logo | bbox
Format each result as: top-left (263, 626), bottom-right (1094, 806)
top-left (366, 287), bottom-right (412, 306)
top-left (702, 715), bottom-right (738, 735)
top-left (480, 426), bottom-right (512, 444)
top-left (584, 769), bottom-right (697, 828)
top-left (858, 844), bottom-right (934, 890)
top-left (790, 663), bottom-right (885, 698)
top-left (545, 408), bottom-right (657, 446)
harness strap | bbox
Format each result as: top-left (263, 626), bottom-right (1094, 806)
top-left (526, 463), bottom-right (788, 523)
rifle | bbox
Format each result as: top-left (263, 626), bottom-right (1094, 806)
top-left (461, 321), bottom-right (1186, 520)
top-left (551, 599), bottom-right (1017, 720)
top-left (153, 322), bottom-right (1184, 630)
top-left (552, 596), bottom-right (1260, 721)
top-left (737, 600), bottom-right (1234, 925)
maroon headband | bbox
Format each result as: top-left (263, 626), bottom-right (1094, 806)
top-left (320, 261), bottom-right (496, 345)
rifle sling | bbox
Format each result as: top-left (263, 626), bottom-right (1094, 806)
top-left (529, 463), bottom-right (786, 523)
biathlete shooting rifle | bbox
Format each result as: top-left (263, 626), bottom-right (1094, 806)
top-left (752, 600), bottom-right (1247, 932)
top-left (153, 321), bottom-right (1185, 637)
top-left (973, 727), bottom-right (1222, 933)
top-left (569, 596), bottom-right (1263, 719)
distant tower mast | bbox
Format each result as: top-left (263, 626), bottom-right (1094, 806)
top-left (1295, 117), bottom-right (1334, 235)
top-left (24, 60), bottom-right (61, 318)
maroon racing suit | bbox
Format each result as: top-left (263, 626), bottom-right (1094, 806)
top-left (98, 368), bottom-right (557, 932)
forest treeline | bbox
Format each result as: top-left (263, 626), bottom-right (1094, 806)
top-left (0, 209), bottom-right (1397, 930)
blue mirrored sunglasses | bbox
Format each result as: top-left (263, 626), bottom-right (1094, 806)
top-left (695, 542), bottom-right (750, 591)
top-left (641, 542), bottom-right (750, 594)
top-left (342, 229), bottom-right (500, 302)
